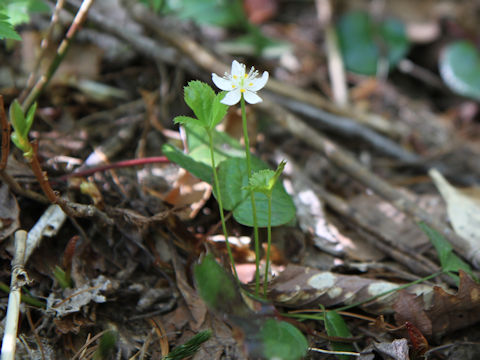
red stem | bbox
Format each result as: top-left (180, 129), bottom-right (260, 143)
top-left (56, 156), bottom-right (170, 182)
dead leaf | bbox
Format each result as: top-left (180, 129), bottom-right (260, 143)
top-left (359, 338), bottom-right (410, 360)
top-left (270, 266), bottom-right (480, 336)
top-left (162, 169), bottom-right (211, 220)
top-left (429, 168), bottom-right (480, 266)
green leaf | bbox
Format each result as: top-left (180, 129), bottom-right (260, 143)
top-left (218, 157), bottom-right (295, 227)
top-left (173, 115), bottom-right (197, 126)
top-left (24, 102), bottom-right (37, 136)
top-left (173, 0), bottom-right (246, 28)
top-left (0, 14), bottom-right (21, 40)
top-left (161, 143), bottom-right (212, 183)
top-left (260, 319), bottom-right (308, 360)
top-left (324, 310), bottom-right (355, 360)
top-left (439, 41), bottom-right (480, 100)
top-left (194, 254), bottom-right (248, 315)
top-left (9, 99), bottom-right (25, 135)
top-left (163, 330), bottom-right (211, 360)
top-left (186, 122), bottom-right (244, 165)
top-left (184, 81), bottom-right (215, 128)
top-left (210, 91), bottom-right (228, 129)
top-left (246, 160), bottom-right (286, 195)
top-left (0, 0), bottom-right (49, 27)
top-left (418, 222), bottom-right (475, 283)
top-left (337, 11), bottom-right (409, 75)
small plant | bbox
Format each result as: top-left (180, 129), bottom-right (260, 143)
top-left (167, 60), bottom-right (296, 295)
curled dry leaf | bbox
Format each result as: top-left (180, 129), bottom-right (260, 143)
top-left (269, 265), bottom-right (480, 336)
top-left (429, 168), bottom-right (480, 267)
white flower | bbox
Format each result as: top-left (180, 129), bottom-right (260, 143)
top-left (212, 60), bottom-right (269, 106)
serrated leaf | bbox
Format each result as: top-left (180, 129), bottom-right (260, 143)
top-left (184, 81), bottom-right (216, 128)
top-left (245, 169), bottom-right (275, 195)
top-left (439, 41), bottom-right (480, 100)
top-left (324, 310), bottom-right (355, 360)
top-left (173, 115), bottom-right (196, 125)
top-left (218, 157), bottom-right (295, 227)
top-left (246, 161), bottom-right (286, 195)
top-left (260, 319), bottom-right (308, 360)
top-left (0, 15), bottom-right (21, 40)
top-left (161, 143), bottom-right (212, 183)
top-left (337, 10), bottom-right (409, 75)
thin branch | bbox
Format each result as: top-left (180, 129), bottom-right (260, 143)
top-left (22, 0), bottom-right (95, 111)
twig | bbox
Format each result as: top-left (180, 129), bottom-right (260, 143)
top-left (316, 0), bottom-right (349, 106)
top-left (22, 0), bottom-right (95, 112)
top-left (54, 156), bottom-right (169, 182)
top-left (1, 230), bottom-right (31, 360)
top-left (268, 92), bottom-right (419, 162)
top-left (260, 98), bottom-right (480, 269)
top-left (0, 96), bottom-right (10, 170)
top-left (19, 0), bottom-right (66, 104)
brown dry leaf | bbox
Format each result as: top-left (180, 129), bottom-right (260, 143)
top-left (0, 182), bottom-right (19, 241)
top-left (162, 169), bottom-right (211, 220)
top-left (270, 266), bottom-right (480, 336)
top-left (359, 339), bottom-right (409, 360)
top-left (429, 168), bottom-right (480, 265)
top-left (396, 270), bottom-right (480, 337)
top-left (244, 0), bottom-right (278, 24)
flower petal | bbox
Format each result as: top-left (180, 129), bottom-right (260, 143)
top-left (248, 71), bottom-right (269, 91)
top-left (212, 73), bottom-right (232, 91)
top-left (231, 60), bottom-right (245, 78)
top-left (221, 89), bottom-right (241, 105)
top-left (243, 90), bottom-right (263, 104)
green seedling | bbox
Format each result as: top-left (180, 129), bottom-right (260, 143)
top-left (9, 99), bottom-right (36, 159)
top-left (244, 160), bottom-right (286, 296)
top-left (163, 330), bottom-right (212, 360)
top-left (322, 306), bottom-right (355, 360)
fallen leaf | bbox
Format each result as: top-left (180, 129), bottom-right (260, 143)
top-left (270, 265), bottom-right (480, 336)
top-left (429, 168), bottom-right (480, 266)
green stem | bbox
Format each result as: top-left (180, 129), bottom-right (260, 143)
top-left (240, 97), bottom-right (261, 296)
top-left (263, 194), bottom-right (272, 297)
top-left (207, 130), bottom-right (238, 281)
